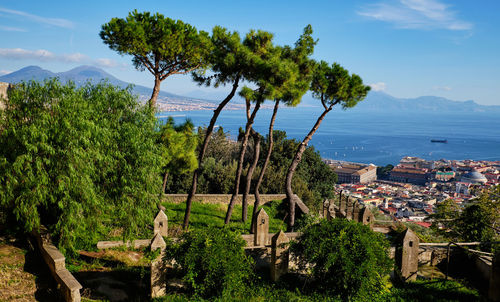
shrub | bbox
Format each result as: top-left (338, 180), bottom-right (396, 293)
top-left (290, 219), bottom-right (392, 300)
top-left (0, 80), bottom-right (163, 254)
top-left (164, 227), bottom-right (253, 298)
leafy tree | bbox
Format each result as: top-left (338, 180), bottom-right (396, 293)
top-left (0, 80), bottom-right (163, 254)
top-left (377, 164), bottom-right (394, 179)
top-left (285, 61), bottom-right (370, 230)
top-left (164, 227), bottom-right (253, 298)
top-left (429, 186), bottom-right (500, 247)
top-left (223, 29), bottom-right (278, 224)
top-left (158, 117), bottom-right (198, 195)
top-left (100, 10), bottom-right (211, 109)
top-left (225, 26), bottom-right (317, 224)
top-left (166, 128), bottom-right (336, 211)
top-left (290, 219), bottom-right (392, 301)
top-left (183, 26), bottom-right (251, 229)
top-left (456, 186), bottom-right (500, 245)
top-left (249, 25), bottom-right (316, 231)
top-left (428, 199), bottom-right (462, 239)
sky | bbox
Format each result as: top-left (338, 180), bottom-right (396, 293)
top-left (0, 0), bottom-right (499, 105)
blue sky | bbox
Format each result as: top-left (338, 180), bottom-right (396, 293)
top-left (1, 0), bottom-right (499, 105)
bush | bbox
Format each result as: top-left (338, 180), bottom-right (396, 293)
top-left (0, 80), bottom-right (163, 254)
top-left (164, 227), bottom-right (253, 298)
top-left (290, 219), bottom-right (393, 301)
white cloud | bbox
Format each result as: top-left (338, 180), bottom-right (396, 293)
top-left (0, 25), bottom-right (26, 32)
top-left (0, 7), bottom-right (74, 29)
top-left (433, 85), bottom-right (452, 91)
top-left (0, 70), bottom-right (12, 75)
top-left (95, 58), bottom-right (127, 69)
top-left (369, 82), bottom-right (387, 91)
top-left (357, 0), bottom-right (472, 31)
top-left (0, 48), bottom-right (126, 69)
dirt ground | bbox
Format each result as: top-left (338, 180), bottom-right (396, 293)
top-left (0, 236), bottom-right (60, 302)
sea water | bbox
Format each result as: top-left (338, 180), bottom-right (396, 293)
top-left (157, 107), bottom-right (500, 166)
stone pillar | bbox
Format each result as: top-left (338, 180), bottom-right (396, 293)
top-left (327, 204), bottom-right (336, 221)
top-left (271, 230), bottom-right (290, 281)
top-left (346, 197), bottom-right (354, 220)
top-left (352, 202), bottom-right (361, 222)
top-left (254, 209), bottom-right (269, 246)
top-left (489, 252), bottom-right (500, 301)
top-left (360, 207), bottom-right (374, 227)
top-left (322, 199), bottom-right (330, 218)
top-left (339, 194), bottom-right (347, 218)
top-left (154, 210), bottom-right (168, 236)
top-left (151, 233), bottom-right (167, 298)
top-left (399, 229), bottom-right (419, 281)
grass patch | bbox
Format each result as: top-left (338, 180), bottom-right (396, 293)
top-left (153, 278), bottom-right (482, 301)
top-left (385, 279), bottom-right (481, 301)
top-left (162, 200), bottom-right (287, 234)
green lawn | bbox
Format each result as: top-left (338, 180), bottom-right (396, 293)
top-left (161, 200), bottom-right (288, 234)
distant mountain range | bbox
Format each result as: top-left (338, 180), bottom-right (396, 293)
top-left (351, 91), bottom-right (500, 113)
top-left (1, 65), bottom-right (498, 113)
top-left (0, 65), bottom-right (244, 111)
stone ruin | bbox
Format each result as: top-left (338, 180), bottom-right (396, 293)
top-left (323, 191), bottom-right (374, 227)
top-left (151, 210), bottom-right (168, 298)
top-left (254, 208), bottom-right (270, 246)
top-left (271, 230), bottom-right (290, 281)
top-left (397, 228), bottom-right (420, 281)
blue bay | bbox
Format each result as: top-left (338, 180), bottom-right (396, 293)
top-left (158, 107), bottom-right (500, 166)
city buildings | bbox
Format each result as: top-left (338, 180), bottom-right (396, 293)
top-left (324, 160), bottom-right (377, 184)
top-left (389, 166), bottom-right (429, 185)
top-left (330, 156), bottom-right (499, 225)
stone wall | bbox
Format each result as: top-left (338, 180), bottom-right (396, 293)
top-left (32, 228), bottom-right (82, 302)
top-left (163, 194), bottom-right (286, 205)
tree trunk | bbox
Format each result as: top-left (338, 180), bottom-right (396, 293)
top-left (285, 104), bottom-right (333, 231)
top-left (182, 76), bottom-right (241, 229)
top-left (149, 75), bottom-right (161, 110)
top-left (251, 99), bottom-right (279, 232)
top-left (242, 129), bottom-right (261, 222)
top-left (161, 171), bottom-right (169, 195)
top-left (224, 101), bottom-right (262, 224)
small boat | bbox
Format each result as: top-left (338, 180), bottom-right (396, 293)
top-left (431, 139), bottom-right (447, 143)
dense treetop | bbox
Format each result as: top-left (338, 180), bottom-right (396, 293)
top-left (100, 10), bottom-right (211, 108)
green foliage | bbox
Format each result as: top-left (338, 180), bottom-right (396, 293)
top-left (100, 10), bottom-right (211, 107)
top-left (260, 130), bottom-right (337, 210)
top-left (100, 10), bottom-right (210, 75)
top-left (456, 186), bottom-right (500, 244)
top-left (290, 219), bottom-right (393, 301)
top-left (0, 80), bottom-right (163, 255)
top-left (161, 200), bottom-right (286, 233)
top-left (457, 203), bottom-right (495, 244)
top-left (428, 199), bottom-right (462, 241)
top-left (158, 117), bottom-right (198, 193)
top-left (155, 278), bottom-right (481, 301)
top-left (383, 279), bottom-right (480, 302)
top-left (166, 128), bottom-right (336, 209)
top-left (310, 61), bottom-right (371, 109)
top-left (237, 25), bottom-right (316, 107)
top-left (429, 186), bottom-right (500, 245)
top-left (164, 227), bottom-right (253, 298)
top-left (377, 164), bottom-right (394, 179)
top-left (192, 26), bottom-right (245, 87)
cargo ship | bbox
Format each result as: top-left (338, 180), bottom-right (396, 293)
top-left (430, 139), bottom-right (447, 143)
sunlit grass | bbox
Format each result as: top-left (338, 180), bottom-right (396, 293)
top-left (161, 199), bottom-right (288, 234)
